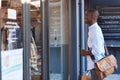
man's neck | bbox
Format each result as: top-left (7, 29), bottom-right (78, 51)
top-left (89, 21), bottom-right (97, 26)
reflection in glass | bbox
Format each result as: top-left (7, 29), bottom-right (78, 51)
top-left (30, 0), bottom-right (42, 80)
top-left (1, 0), bottom-right (23, 51)
top-left (1, 0), bottom-right (23, 80)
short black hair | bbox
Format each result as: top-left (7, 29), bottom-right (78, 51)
top-left (86, 9), bottom-right (99, 17)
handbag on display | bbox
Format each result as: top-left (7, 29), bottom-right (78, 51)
top-left (81, 71), bottom-right (92, 80)
top-left (94, 45), bottom-right (118, 79)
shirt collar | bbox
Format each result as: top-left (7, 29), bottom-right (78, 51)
top-left (88, 22), bottom-right (98, 30)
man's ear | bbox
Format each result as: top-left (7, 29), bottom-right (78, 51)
top-left (93, 14), bottom-right (98, 21)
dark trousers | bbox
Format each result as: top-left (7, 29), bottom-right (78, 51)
top-left (90, 69), bottom-right (103, 80)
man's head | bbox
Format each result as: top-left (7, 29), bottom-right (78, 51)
top-left (85, 9), bottom-right (99, 25)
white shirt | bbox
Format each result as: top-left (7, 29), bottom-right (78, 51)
top-left (87, 22), bottom-right (105, 70)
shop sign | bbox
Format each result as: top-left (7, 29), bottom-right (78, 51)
top-left (8, 9), bottom-right (16, 20)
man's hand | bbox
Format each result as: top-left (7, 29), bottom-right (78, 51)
top-left (80, 49), bottom-right (88, 56)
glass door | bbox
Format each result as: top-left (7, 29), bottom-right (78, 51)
top-left (48, 0), bottom-right (70, 80)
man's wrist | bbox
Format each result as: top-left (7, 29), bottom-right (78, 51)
top-left (88, 50), bottom-right (92, 55)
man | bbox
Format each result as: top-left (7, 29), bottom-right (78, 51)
top-left (81, 9), bottom-right (105, 80)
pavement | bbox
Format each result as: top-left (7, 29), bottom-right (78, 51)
top-left (104, 74), bottom-right (120, 80)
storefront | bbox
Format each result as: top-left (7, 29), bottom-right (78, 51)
top-left (1, 0), bottom-right (119, 80)
top-left (0, 0), bottom-right (81, 80)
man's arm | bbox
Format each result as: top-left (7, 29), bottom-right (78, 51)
top-left (80, 49), bottom-right (95, 60)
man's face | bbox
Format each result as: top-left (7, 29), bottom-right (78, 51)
top-left (84, 11), bottom-right (92, 25)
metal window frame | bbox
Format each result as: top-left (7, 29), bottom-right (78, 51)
top-left (79, 0), bottom-right (86, 75)
top-left (69, 0), bottom-right (85, 80)
top-left (69, 0), bottom-right (78, 80)
top-left (22, 1), bottom-right (31, 80)
top-left (41, 0), bottom-right (50, 80)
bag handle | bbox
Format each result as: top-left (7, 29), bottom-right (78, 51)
top-left (104, 43), bottom-right (109, 56)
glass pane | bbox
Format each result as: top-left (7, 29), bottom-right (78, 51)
top-left (1, 0), bottom-right (23, 80)
top-left (1, 0), bottom-right (23, 50)
top-left (30, 0), bottom-right (42, 80)
top-left (48, 0), bottom-right (70, 80)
